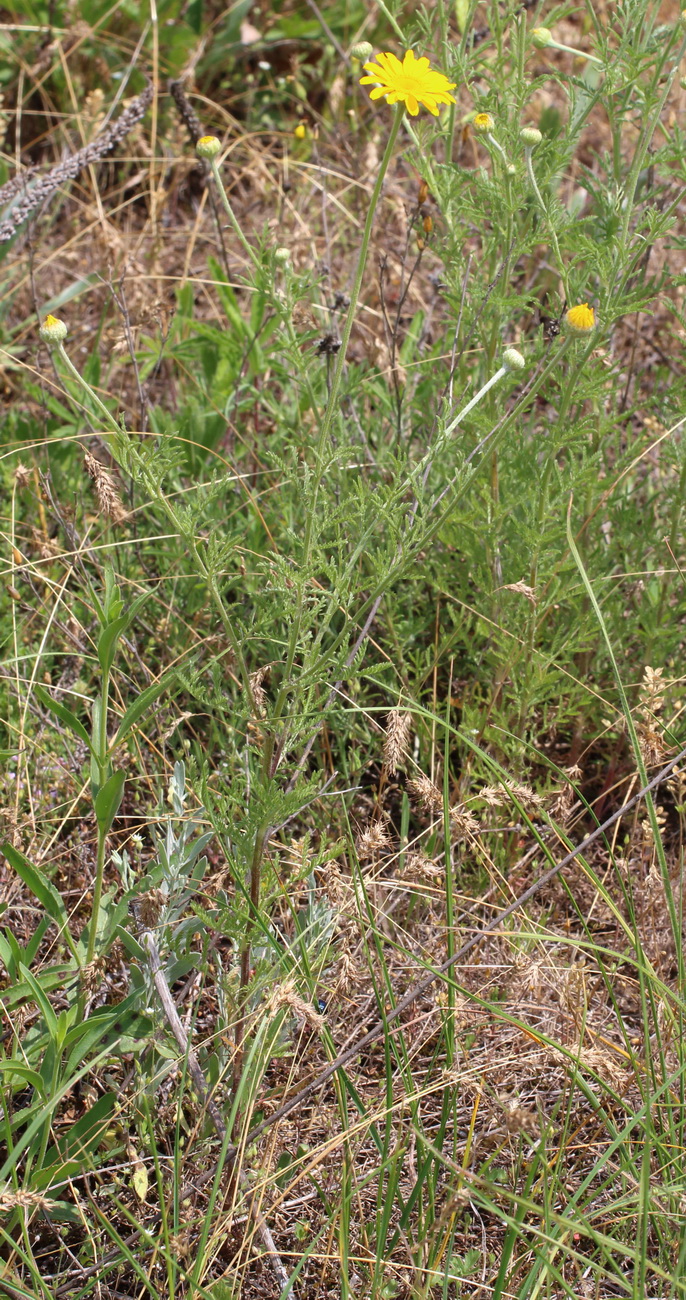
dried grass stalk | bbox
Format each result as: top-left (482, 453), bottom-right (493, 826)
top-left (0, 84), bottom-right (153, 243)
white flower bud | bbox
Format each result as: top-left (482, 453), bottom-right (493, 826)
top-left (503, 347), bottom-right (526, 371)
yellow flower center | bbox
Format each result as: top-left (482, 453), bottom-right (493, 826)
top-left (566, 303), bottom-right (595, 331)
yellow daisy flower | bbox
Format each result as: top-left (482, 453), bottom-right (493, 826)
top-left (360, 50), bottom-right (456, 117)
top-left (565, 302), bottom-right (595, 334)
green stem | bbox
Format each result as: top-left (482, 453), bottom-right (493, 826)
top-left (317, 105), bottom-right (404, 456)
top-left (209, 159), bottom-right (262, 271)
top-left (86, 671), bottom-right (110, 971)
top-left (525, 147), bottom-right (569, 301)
top-left (56, 341), bottom-right (255, 709)
top-left (270, 106), bottom-right (404, 738)
top-left (58, 343), bottom-right (122, 434)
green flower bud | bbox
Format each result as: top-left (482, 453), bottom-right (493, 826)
top-left (274, 246), bottom-right (290, 264)
top-left (39, 314), bottom-right (68, 345)
top-left (350, 40), bottom-right (373, 60)
top-left (503, 347), bottom-right (526, 372)
top-left (531, 26), bottom-right (552, 48)
top-left (520, 126), bottom-right (542, 147)
top-left (196, 135), bottom-right (222, 160)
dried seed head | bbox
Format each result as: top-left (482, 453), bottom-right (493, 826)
top-left (383, 709), bottom-right (412, 774)
top-left (84, 451), bottom-right (128, 523)
top-left (14, 463), bottom-right (31, 488)
top-left (249, 664), bottom-right (271, 717)
top-left (357, 822), bottom-right (392, 859)
top-left (449, 805), bottom-right (480, 838)
top-left (265, 979), bottom-right (325, 1030)
top-left (407, 773), bottom-right (443, 813)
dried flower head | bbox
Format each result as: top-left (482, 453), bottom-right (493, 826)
top-left (84, 451), bottom-right (127, 524)
top-left (39, 314), bottom-right (67, 345)
top-left (383, 709), bottom-right (412, 774)
top-left (407, 773), bottom-right (443, 813)
top-left (449, 805), bottom-right (480, 839)
top-left (472, 111), bottom-right (495, 133)
top-left (249, 664), bottom-right (271, 717)
top-left (265, 979), bottom-right (325, 1030)
top-left (14, 463), bottom-right (31, 488)
top-left (565, 302), bottom-right (596, 335)
top-left (357, 822), bottom-right (392, 859)
top-left (360, 50), bottom-right (456, 117)
top-left (196, 134), bottom-right (221, 159)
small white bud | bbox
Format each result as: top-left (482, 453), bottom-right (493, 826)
top-left (503, 347), bottom-right (526, 371)
top-left (520, 126), bottom-right (542, 147)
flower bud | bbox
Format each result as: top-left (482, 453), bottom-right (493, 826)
top-left (294, 123), bottom-right (307, 139)
top-left (423, 214), bottom-right (433, 235)
top-left (680, 8), bottom-right (686, 26)
top-left (520, 126), bottom-right (542, 147)
top-left (503, 347), bottom-right (525, 371)
top-left (418, 179), bottom-right (429, 205)
top-left (350, 40), bottom-right (373, 60)
top-left (196, 135), bottom-right (221, 160)
top-left (531, 26), bottom-right (552, 47)
top-left (472, 111), bottom-right (494, 134)
top-left (39, 314), bottom-right (67, 345)
top-left (564, 302), bottom-right (596, 335)
top-left (274, 246), bottom-right (290, 264)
